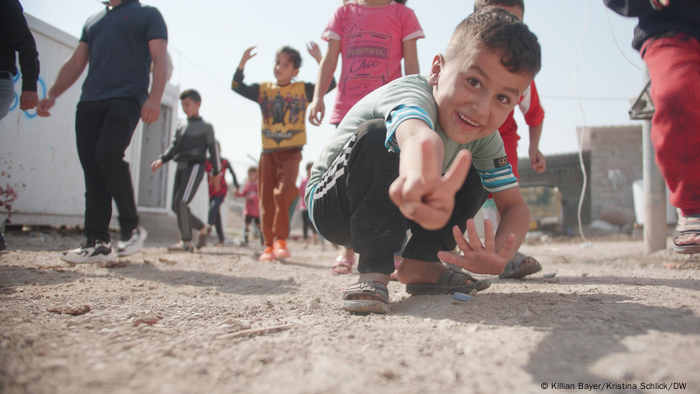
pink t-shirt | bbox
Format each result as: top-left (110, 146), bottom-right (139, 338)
top-left (236, 181), bottom-right (260, 218)
top-left (322, 1), bottom-right (424, 124)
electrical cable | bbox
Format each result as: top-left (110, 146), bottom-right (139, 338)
top-left (574, 0), bottom-right (591, 246)
top-left (605, 6), bottom-right (642, 71)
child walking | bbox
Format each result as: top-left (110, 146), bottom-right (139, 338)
top-left (235, 167), bottom-right (262, 246)
top-left (199, 143), bottom-right (240, 248)
top-left (151, 89), bottom-right (220, 252)
top-left (307, 0), bottom-right (425, 274)
top-left (306, 7), bottom-right (541, 314)
top-left (231, 42), bottom-right (335, 261)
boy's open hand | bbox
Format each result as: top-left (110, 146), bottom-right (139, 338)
top-left (437, 219), bottom-right (515, 275)
top-left (306, 42), bottom-right (322, 63)
top-left (389, 139), bottom-right (472, 230)
top-left (239, 46), bottom-right (257, 68)
top-left (150, 159), bottom-right (163, 173)
top-left (37, 96), bottom-right (55, 117)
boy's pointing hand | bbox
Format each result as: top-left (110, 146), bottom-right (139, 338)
top-left (389, 139), bottom-right (471, 230)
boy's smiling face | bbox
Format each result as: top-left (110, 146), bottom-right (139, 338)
top-left (273, 52), bottom-right (300, 86)
top-left (428, 47), bottom-right (532, 145)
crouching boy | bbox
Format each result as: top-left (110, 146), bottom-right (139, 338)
top-left (304, 7), bottom-right (541, 314)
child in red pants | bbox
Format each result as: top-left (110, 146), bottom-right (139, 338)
top-left (606, 0), bottom-right (700, 254)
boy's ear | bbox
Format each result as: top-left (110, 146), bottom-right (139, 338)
top-left (293, 68), bottom-right (300, 78)
top-left (427, 54), bottom-right (444, 87)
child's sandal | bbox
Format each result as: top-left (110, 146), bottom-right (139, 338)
top-left (341, 281), bottom-right (390, 314)
top-left (331, 255), bottom-right (355, 274)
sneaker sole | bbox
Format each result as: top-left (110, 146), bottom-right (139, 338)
top-left (60, 252), bottom-right (117, 265)
top-left (341, 300), bottom-right (390, 315)
top-left (273, 250), bottom-right (291, 259)
top-left (117, 228), bottom-right (148, 257)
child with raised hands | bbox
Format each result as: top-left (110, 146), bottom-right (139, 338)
top-left (231, 43), bottom-right (335, 261)
top-left (305, 7), bottom-right (541, 314)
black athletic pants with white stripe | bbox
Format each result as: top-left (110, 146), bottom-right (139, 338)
top-left (312, 119), bottom-right (488, 275)
top-left (172, 163), bottom-right (206, 241)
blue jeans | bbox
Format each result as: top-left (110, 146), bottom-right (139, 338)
top-left (0, 79), bottom-right (16, 120)
top-left (208, 195), bottom-right (225, 242)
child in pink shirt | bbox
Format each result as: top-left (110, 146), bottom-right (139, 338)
top-left (235, 167), bottom-right (262, 246)
top-left (308, 0), bottom-right (424, 275)
top-left (308, 0), bottom-right (424, 126)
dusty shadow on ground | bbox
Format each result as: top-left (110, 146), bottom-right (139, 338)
top-left (499, 275), bottom-right (700, 292)
top-left (104, 263), bottom-right (297, 295)
top-left (523, 293), bottom-right (700, 387)
top-left (0, 263), bottom-right (297, 296)
top-left (0, 265), bottom-right (84, 290)
top-left (393, 288), bottom-right (700, 389)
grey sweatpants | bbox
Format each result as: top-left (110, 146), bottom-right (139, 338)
top-left (172, 163), bottom-right (206, 241)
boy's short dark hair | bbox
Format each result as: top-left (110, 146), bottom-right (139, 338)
top-left (179, 89), bottom-right (202, 103)
top-left (474, 0), bottom-right (524, 13)
top-left (445, 6), bottom-right (541, 77)
top-left (248, 166), bottom-right (257, 173)
top-left (277, 46), bottom-right (302, 69)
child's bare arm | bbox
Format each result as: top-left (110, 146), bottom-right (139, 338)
top-left (308, 40), bottom-right (340, 126)
top-left (388, 119), bottom-right (472, 230)
top-left (402, 39), bottom-right (420, 75)
top-left (528, 122), bottom-right (546, 173)
top-left (438, 187), bottom-right (530, 275)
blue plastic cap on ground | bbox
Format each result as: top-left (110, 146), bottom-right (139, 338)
top-left (454, 292), bottom-right (472, 301)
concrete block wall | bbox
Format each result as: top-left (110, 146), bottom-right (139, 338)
top-left (589, 126), bottom-right (643, 221)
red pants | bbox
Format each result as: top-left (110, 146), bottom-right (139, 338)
top-left (258, 149), bottom-right (302, 245)
top-left (642, 34), bottom-right (700, 216)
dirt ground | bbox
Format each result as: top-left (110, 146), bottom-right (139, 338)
top-left (1, 229), bottom-right (699, 394)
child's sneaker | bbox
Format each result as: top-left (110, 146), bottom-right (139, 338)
top-left (259, 246), bottom-right (275, 261)
top-left (117, 226), bottom-right (147, 257)
top-left (61, 239), bottom-right (116, 264)
top-left (272, 239), bottom-right (290, 259)
top-left (167, 241), bottom-right (194, 252)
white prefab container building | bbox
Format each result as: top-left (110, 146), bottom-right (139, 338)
top-left (0, 14), bottom-right (209, 240)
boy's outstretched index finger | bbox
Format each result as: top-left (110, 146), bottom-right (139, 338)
top-left (441, 150), bottom-right (472, 194)
top-left (419, 138), bottom-right (441, 187)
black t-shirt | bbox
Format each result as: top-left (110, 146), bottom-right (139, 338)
top-left (79, 0), bottom-right (167, 105)
top-left (605, 0), bottom-right (700, 51)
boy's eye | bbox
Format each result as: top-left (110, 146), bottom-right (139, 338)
top-left (497, 95), bottom-right (510, 104)
top-left (467, 78), bottom-right (480, 88)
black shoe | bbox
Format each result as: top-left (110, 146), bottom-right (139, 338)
top-left (0, 233), bottom-right (6, 251)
